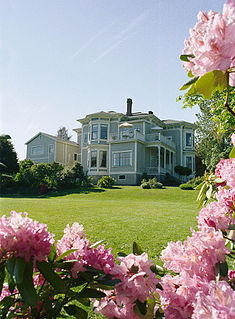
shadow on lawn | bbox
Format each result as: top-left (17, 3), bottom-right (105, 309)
top-left (0, 187), bottom-right (108, 199)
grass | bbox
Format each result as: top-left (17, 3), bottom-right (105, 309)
top-left (0, 186), bottom-right (199, 263)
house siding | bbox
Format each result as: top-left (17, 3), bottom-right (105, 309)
top-left (26, 134), bottom-right (55, 164)
top-left (55, 141), bottom-right (80, 166)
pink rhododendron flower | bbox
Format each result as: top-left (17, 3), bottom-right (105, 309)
top-left (57, 222), bottom-right (115, 278)
top-left (0, 211), bottom-right (54, 263)
top-left (215, 158), bottom-right (235, 188)
top-left (93, 291), bottom-right (139, 319)
top-left (85, 244), bottom-right (115, 274)
top-left (197, 199), bottom-right (233, 231)
top-left (112, 253), bottom-right (159, 304)
top-left (161, 227), bottom-right (230, 280)
top-left (182, 0), bottom-right (235, 85)
top-left (192, 280), bottom-right (235, 318)
top-left (157, 272), bottom-right (209, 319)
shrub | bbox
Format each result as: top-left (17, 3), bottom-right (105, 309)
top-left (179, 183), bottom-right (194, 190)
top-left (141, 182), bottom-right (151, 189)
top-left (174, 165), bottom-right (192, 176)
top-left (164, 173), bottom-right (181, 186)
top-left (141, 177), bottom-right (163, 189)
top-left (179, 176), bottom-right (204, 190)
top-left (97, 176), bottom-right (116, 188)
top-left (0, 174), bottom-right (17, 194)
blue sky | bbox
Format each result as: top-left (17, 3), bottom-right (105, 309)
top-left (1, 0), bottom-right (225, 160)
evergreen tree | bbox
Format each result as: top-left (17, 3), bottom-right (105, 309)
top-left (0, 135), bottom-right (19, 174)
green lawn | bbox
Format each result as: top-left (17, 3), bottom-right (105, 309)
top-left (0, 186), bottom-right (199, 262)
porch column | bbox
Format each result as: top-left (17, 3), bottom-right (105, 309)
top-left (164, 148), bottom-right (166, 170)
top-left (158, 145), bottom-right (160, 175)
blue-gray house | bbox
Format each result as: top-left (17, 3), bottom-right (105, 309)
top-left (74, 99), bottom-right (196, 185)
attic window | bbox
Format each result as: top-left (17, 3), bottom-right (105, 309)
top-left (39, 135), bottom-right (42, 140)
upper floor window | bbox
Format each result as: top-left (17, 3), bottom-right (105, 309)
top-left (83, 133), bottom-right (88, 143)
top-left (186, 133), bottom-right (192, 146)
top-left (100, 124), bottom-right (108, 140)
top-left (91, 124), bottom-right (98, 140)
top-left (113, 151), bottom-right (132, 167)
top-left (74, 153), bottom-right (78, 161)
top-left (32, 146), bottom-right (43, 155)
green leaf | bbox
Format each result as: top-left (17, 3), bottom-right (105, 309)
top-left (0, 296), bottom-right (15, 319)
top-left (56, 248), bottom-right (78, 262)
top-left (219, 262), bottom-right (228, 277)
top-left (187, 70), bottom-right (194, 78)
top-left (48, 244), bottom-right (57, 263)
top-left (180, 76), bottom-right (199, 91)
top-left (14, 258), bottom-right (26, 285)
top-left (64, 305), bottom-right (88, 319)
top-left (96, 274), bottom-right (121, 286)
top-left (0, 264), bottom-right (5, 296)
top-left (133, 242), bottom-right (143, 255)
top-left (36, 260), bottom-right (67, 293)
top-left (228, 225), bottom-right (235, 230)
top-left (194, 181), bottom-right (204, 190)
top-left (188, 70), bottom-right (227, 99)
top-left (117, 252), bottom-right (127, 257)
top-left (131, 265), bottom-right (139, 273)
top-left (5, 259), bottom-right (16, 294)
top-left (180, 54), bottom-right (195, 62)
top-left (17, 261), bottom-right (39, 307)
top-left (76, 288), bottom-right (106, 298)
top-left (229, 147), bottom-right (235, 159)
top-left (136, 300), bottom-right (147, 316)
top-left (150, 265), bottom-right (164, 276)
top-left (6, 258), bottom-right (15, 277)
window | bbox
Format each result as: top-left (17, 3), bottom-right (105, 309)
top-left (99, 151), bottom-right (107, 167)
top-left (119, 175), bottom-right (126, 180)
top-left (39, 135), bottom-right (42, 140)
top-left (74, 153), bottom-right (78, 161)
top-left (91, 151), bottom-right (97, 167)
top-left (121, 128), bottom-right (129, 137)
top-left (113, 152), bottom-right (132, 167)
top-left (83, 133), bottom-right (88, 143)
top-left (32, 146), bottom-right (43, 155)
top-left (134, 124), bottom-right (141, 132)
top-left (186, 156), bottom-right (192, 170)
top-left (186, 133), bottom-right (192, 146)
top-left (100, 124), bottom-right (108, 139)
top-left (49, 145), bottom-right (54, 153)
top-left (91, 124), bottom-right (98, 140)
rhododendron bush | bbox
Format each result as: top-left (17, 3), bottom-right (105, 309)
top-left (1, 0), bottom-right (235, 318)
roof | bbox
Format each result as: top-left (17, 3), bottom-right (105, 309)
top-left (162, 119), bottom-right (196, 128)
top-left (25, 132), bottom-right (78, 145)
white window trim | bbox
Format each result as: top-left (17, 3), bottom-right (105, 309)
top-left (185, 131), bottom-right (193, 148)
top-left (112, 150), bottom-right (132, 167)
top-left (31, 145), bottom-right (44, 155)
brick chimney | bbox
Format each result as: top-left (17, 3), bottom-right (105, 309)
top-left (126, 98), bottom-right (132, 116)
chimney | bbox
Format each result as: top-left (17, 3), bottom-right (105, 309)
top-left (148, 111), bottom-right (153, 114)
top-left (126, 98), bottom-right (132, 116)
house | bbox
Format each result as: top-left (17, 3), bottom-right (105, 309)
top-left (74, 98), bottom-right (196, 185)
top-left (25, 132), bottom-right (80, 166)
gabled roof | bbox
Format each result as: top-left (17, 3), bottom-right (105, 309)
top-left (163, 119), bottom-right (196, 128)
top-left (25, 132), bottom-right (78, 145)
top-left (77, 111), bottom-right (124, 124)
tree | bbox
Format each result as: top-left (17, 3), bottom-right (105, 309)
top-left (177, 89), bottom-right (235, 171)
top-left (0, 135), bottom-right (19, 174)
top-left (57, 127), bottom-right (72, 140)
